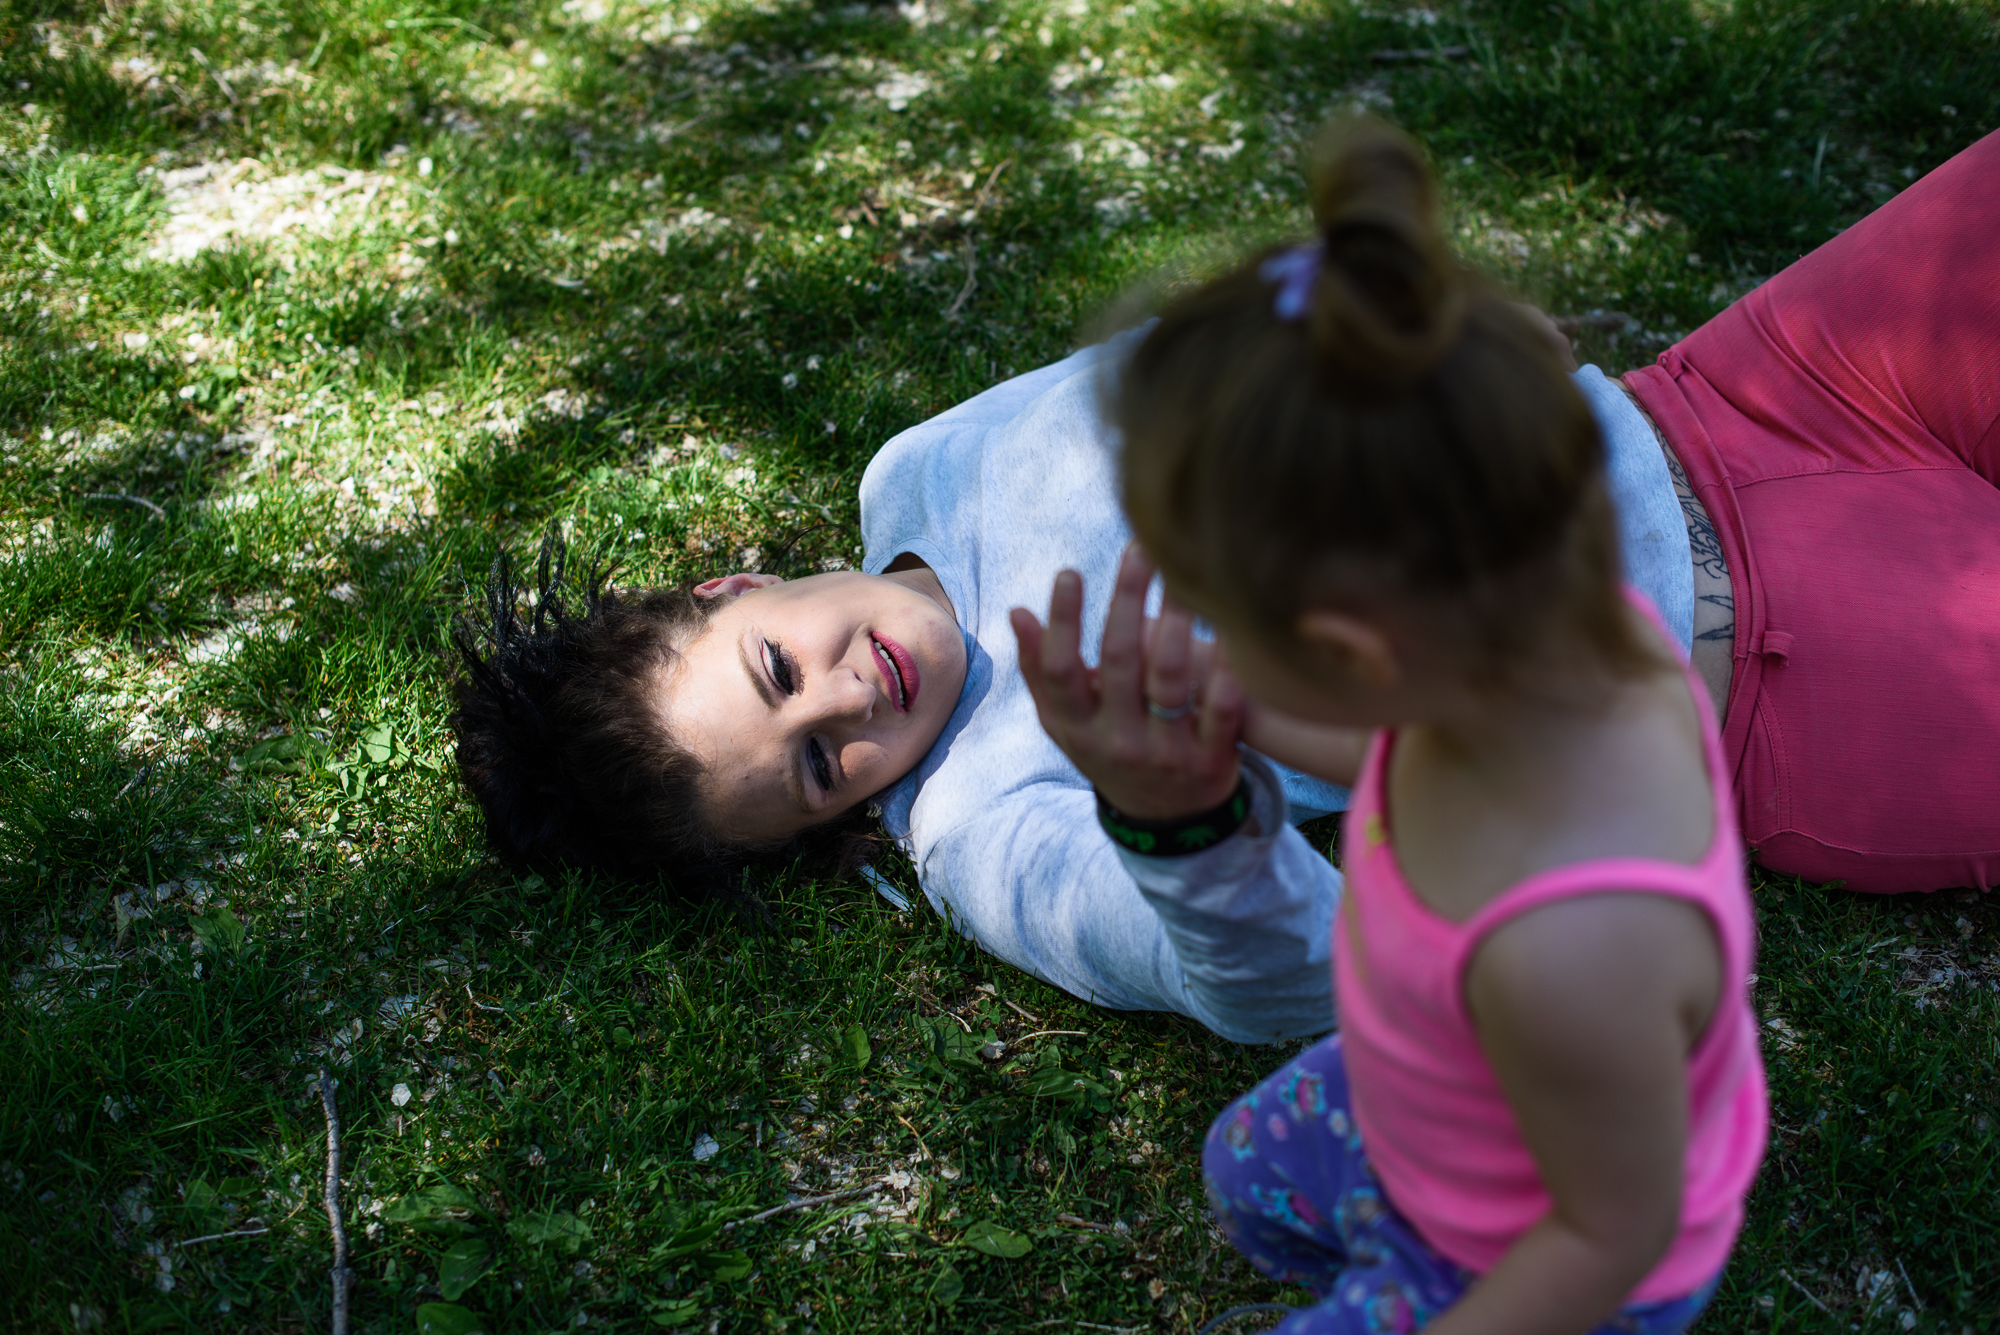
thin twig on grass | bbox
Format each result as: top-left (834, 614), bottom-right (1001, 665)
top-left (1053, 1212), bottom-right (1125, 1236)
top-left (944, 237), bottom-right (978, 321)
top-left (317, 1071), bottom-right (355, 1335)
top-left (1896, 1258), bottom-right (1925, 1311)
top-left (647, 113), bottom-right (710, 145)
top-left (1370, 45), bottom-right (1471, 63)
top-left (974, 159), bottom-right (1013, 210)
top-left (86, 492), bottom-right (168, 522)
top-left (187, 48), bottom-right (238, 104)
top-left (382, 15), bottom-right (500, 44)
top-left (882, 974), bottom-right (972, 1029)
top-left (1016, 1029), bottom-right (1086, 1042)
top-left (720, 1178), bottom-right (890, 1231)
top-left (894, 1112), bottom-right (938, 1165)
top-left (179, 1227), bottom-right (270, 1247)
top-left (1194, 1304), bottom-right (1301, 1335)
top-left (1780, 1270), bottom-right (1834, 1316)
top-left (999, 996), bottom-right (1042, 1024)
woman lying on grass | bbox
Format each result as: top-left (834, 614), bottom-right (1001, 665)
top-left (1029, 115), bottom-right (1766, 1335)
top-left (453, 125), bottom-right (2000, 1043)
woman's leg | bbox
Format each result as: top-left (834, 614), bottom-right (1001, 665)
top-left (1626, 129), bottom-right (2000, 892)
top-left (1203, 1036), bottom-right (1472, 1333)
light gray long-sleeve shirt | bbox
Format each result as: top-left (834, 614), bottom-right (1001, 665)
top-left (859, 337), bottom-right (1690, 1043)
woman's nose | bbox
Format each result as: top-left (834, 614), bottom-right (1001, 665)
top-left (810, 664), bottom-right (877, 725)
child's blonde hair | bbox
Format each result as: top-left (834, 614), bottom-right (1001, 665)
top-left (1118, 117), bottom-right (1651, 687)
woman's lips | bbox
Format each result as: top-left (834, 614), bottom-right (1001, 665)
top-left (871, 632), bottom-right (920, 713)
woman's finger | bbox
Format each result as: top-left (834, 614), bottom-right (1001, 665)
top-left (1038, 569), bottom-right (1097, 718)
top-left (1009, 606), bottom-right (1048, 703)
top-left (1145, 594), bottom-right (1197, 719)
top-left (1196, 653), bottom-right (1247, 759)
top-left (1098, 544), bottom-right (1154, 723)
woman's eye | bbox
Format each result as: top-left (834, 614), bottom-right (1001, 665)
top-left (807, 738), bottom-right (834, 792)
top-left (765, 640), bottom-right (798, 695)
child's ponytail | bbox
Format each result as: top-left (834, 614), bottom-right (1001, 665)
top-left (1303, 119), bottom-right (1466, 403)
top-left (1118, 116), bottom-right (1652, 688)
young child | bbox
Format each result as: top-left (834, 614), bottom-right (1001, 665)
top-left (1020, 118), bottom-right (1768, 1334)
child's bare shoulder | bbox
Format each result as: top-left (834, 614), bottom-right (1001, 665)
top-left (1468, 891), bottom-right (1723, 1051)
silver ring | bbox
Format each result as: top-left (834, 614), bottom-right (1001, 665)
top-left (1146, 697), bottom-right (1195, 722)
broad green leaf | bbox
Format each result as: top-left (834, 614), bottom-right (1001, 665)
top-left (611, 1025), bottom-right (635, 1048)
top-left (217, 1176), bottom-right (260, 1198)
top-left (359, 722), bottom-right (397, 764)
top-left (648, 1298), bottom-right (702, 1327)
top-left (701, 1248), bottom-right (752, 1283)
top-left (927, 1019), bottom-right (986, 1069)
top-left (507, 1210), bottom-right (591, 1253)
top-left (928, 1263), bottom-right (964, 1305)
top-left (650, 1216), bottom-right (725, 1261)
top-left (187, 904), bottom-right (246, 956)
top-left (184, 1178), bottom-right (218, 1212)
top-left (436, 1237), bottom-right (493, 1301)
top-left (1019, 1066), bottom-right (1110, 1101)
top-left (383, 1185), bottom-right (478, 1224)
top-left (414, 1303), bottom-right (486, 1335)
top-left (841, 1021), bottom-right (872, 1069)
top-left (959, 1220), bottom-right (1033, 1259)
top-left (238, 735), bottom-right (302, 775)
top-left (128, 1302), bottom-right (180, 1332)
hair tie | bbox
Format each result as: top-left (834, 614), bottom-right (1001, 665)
top-left (1259, 243), bottom-right (1324, 321)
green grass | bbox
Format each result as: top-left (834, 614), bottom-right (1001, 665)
top-left (2, 0), bottom-right (1998, 1330)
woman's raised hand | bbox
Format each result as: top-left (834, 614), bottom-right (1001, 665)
top-left (1009, 544), bottom-right (1245, 820)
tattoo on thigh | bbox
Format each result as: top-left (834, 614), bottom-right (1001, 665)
top-left (1665, 451), bottom-right (1726, 579)
top-left (1665, 449), bottom-right (1736, 643)
top-left (1694, 594), bottom-right (1736, 642)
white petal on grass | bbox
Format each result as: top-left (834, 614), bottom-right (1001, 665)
top-left (873, 71), bottom-right (933, 111)
top-left (692, 1133), bottom-right (720, 1162)
top-left (391, 1082), bottom-right (413, 1107)
top-left (144, 161), bottom-right (403, 264)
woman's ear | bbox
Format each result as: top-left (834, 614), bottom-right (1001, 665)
top-left (693, 573), bottom-right (785, 600)
top-left (1295, 608), bottom-right (1400, 687)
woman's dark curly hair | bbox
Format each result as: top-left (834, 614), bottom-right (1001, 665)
top-left (450, 532), bottom-right (730, 880)
top-left (449, 531), bottom-right (877, 889)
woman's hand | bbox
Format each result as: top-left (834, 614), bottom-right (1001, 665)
top-left (1010, 544), bottom-right (1246, 821)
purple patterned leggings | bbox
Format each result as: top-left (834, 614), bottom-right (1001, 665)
top-left (1203, 1034), bottom-right (1720, 1335)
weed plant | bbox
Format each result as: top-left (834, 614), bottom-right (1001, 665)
top-left (2, 0), bottom-right (1998, 1331)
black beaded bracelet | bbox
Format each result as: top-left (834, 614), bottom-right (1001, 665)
top-left (1096, 777), bottom-right (1253, 858)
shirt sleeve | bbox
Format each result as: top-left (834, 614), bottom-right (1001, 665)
top-left (913, 754), bottom-right (1340, 1043)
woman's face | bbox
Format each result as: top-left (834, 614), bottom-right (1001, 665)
top-left (657, 570), bottom-right (967, 843)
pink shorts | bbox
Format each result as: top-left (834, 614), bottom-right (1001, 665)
top-left (1626, 129), bottom-right (2000, 894)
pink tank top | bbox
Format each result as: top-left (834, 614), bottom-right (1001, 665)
top-left (1333, 598), bottom-right (1768, 1303)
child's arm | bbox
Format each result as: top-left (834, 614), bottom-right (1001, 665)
top-left (1426, 892), bottom-right (1722, 1335)
top-left (1239, 703), bottom-right (1370, 788)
